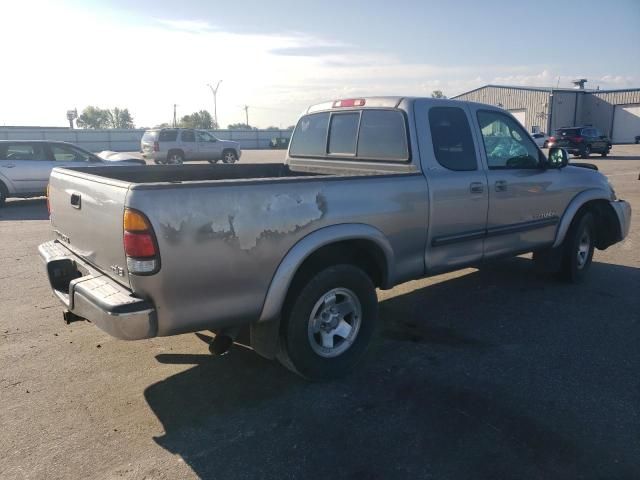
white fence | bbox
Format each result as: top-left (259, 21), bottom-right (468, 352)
top-left (0, 128), bottom-right (293, 152)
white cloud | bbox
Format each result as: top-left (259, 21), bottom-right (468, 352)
top-left (0, 2), bottom-right (637, 129)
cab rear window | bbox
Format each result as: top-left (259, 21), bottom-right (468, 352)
top-left (290, 109), bottom-right (408, 161)
top-left (142, 131), bottom-right (158, 142)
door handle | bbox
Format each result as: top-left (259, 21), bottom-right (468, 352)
top-left (70, 193), bottom-right (81, 209)
top-left (495, 180), bottom-right (508, 192)
top-left (469, 182), bottom-right (484, 194)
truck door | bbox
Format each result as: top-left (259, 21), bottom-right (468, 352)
top-left (471, 107), bottom-right (563, 258)
top-left (414, 101), bottom-right (489, 272)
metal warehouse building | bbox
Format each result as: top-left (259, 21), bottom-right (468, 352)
top-left (453, 84), bottom-right (640, 143)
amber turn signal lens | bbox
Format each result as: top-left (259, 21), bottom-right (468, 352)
top-left (123, 209), bottom-right (150, 232)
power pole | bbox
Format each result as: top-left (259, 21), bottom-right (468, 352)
top-left (207, 81), bottom-right (222, 128)
top-left (173, 104), bottom-right (177, 127)
top-left (244, 105), bottom-right (249, 127)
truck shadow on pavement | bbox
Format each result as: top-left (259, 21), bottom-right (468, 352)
top-left (0, 198), bottom-right (48, 221)
top-left (144, 257), bottom-right (640, 480)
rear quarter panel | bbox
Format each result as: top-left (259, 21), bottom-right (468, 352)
top-left (126, 174), bottom-right (428, 336)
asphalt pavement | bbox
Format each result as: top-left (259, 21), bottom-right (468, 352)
top-left (1, 146), bottom-right (639, 479)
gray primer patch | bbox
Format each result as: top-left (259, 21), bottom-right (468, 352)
top-left (159, 191), bottom-right (325, 250)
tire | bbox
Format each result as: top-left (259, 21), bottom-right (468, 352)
top-left (0, 181), bottom-right (7, 207)
top-left (277, 264), bottom-right (378, 381)
top-left (601, 150), bottom-right (608, 157)
top-left (222, 149), bottom-right (238, 164)
top-left (207, 159), bottom-right (218, 164)
top-left (167, 151), bottom-right (184, 165)
top-left (581, 145), bottom-right (591, 159)
top-left (543, 140), bottom-right (549, 148)
top-left (559, 212), bottom-right (595, 283)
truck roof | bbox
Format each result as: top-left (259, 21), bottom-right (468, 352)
top-left (305, 96), bottom-right (491, 114)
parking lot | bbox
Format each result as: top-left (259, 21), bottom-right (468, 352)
top-left (1, 146), bottom-right (639, 479)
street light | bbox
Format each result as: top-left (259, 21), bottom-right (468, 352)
top-left (207, 81), bottom-right (222, 128)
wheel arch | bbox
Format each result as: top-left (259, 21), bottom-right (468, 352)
top-left (553, 189), bottom-right (620, 250)
top-left (251, 224), bottom-right (394, 359)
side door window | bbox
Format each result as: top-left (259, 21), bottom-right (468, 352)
top-left (181, 130), bottom-right (195, 142)
top-left (429, 106), bottom-right (478, 171)
top-left (50, 144), bottom-right (93, 163)
top-left (477, 110), bottom-right (541, 169)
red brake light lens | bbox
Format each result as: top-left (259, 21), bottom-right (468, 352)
top-left (124, 231), bottom-right (156, 258)
top-left (570, 136), bottom-right (584, 143)
top-left (332, 98), bottom-right (366, 108)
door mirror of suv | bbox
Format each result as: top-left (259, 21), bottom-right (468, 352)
top-left (547, 147), bottom-right (568, 168)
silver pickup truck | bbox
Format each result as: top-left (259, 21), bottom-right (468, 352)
top-left (39, 97), bottom-right (631, 380)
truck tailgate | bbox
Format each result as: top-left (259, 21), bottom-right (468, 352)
top-left (48, 168), bottom-right (131, 287)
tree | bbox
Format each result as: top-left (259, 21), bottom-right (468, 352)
top-left (107, 107), bottom-right (135, 129)
top-left (431, 90), bottom-right (447, 99)
top-left (179, 110), bottom-right (217, 129)
top-left (265, 126), bottom-right (280, 130)
top-left (286, 125), bottom-right (295, 130)
top-left (227, 123), bottom-right (255, 130)
top-left (77, 106), bottom-right (135, 129)
top-left (77, 106), bottom-right (109, 129)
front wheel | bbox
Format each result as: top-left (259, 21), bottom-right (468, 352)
top-left (559, 212), bottom-right (595, 283)
top-left (222, 149), bottom-right (238, 164)
top-left (277, 264), bottom-right (378, 380)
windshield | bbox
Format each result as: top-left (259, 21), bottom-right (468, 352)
top-left (142, 131), bottom-right (158, 141)
top-left (555, 128), bottom-right (581, 137)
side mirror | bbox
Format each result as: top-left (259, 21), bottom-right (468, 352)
top-left (547, 147), bottom-right (568, 169)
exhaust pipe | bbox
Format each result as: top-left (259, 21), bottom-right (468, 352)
top-left (208, 328), bottom-right (240, 356)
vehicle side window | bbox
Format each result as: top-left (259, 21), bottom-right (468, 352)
top-left (289, 112), bottom-right (330, 156)
top-left (477, 110), bottom-right (540, 169)
top-left (429, 107), bottom-right (477, 171)
top-left (196, 131), bottom-right (215, 143)
top-left (328, 113), bottom-right (359, 155)
top-left (357, 110), bottom-right (408, 161)
top-left (159, 130), bottom-right (178, 141)
top-left (2, 143), bottom-right (48, 161)
top-left (181, 130), bottom-right (195, 142)
top-left (51, 144), bottom-right (92, 162)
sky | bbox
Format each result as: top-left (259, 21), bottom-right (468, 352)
top-left (1, 0), bottom-right (639, 128)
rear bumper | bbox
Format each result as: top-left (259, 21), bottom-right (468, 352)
top-left (38, 240), bottom-right (157, 340)
top-left (611, 200), bottom-right (632, 241)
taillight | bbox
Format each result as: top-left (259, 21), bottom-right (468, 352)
top-left (153, 141), bottom-right (159, 152)
top-left (571, 136), bottom-right (584, 143)
top-left (332, 98), bottom-right (366, 108)
top-left (549, 136), bottom-right (556, 142)
top-left (123, 208), bottom-right (159, 274)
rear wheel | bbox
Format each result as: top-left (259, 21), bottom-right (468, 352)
top-left (601, 145), bottom-right (610, 157)
top-left (0, 181), bottom-right (7, 207)
top-left (222, 149), bottom-right (238, 164)
top-left (167, 151), bottom-right (184, 164)
top-left (581, 145), bottom-right (591, 159)
top-left (559, 212), bottom-right (595, 283)
top-left (277, 264), bottom-right (378, 381)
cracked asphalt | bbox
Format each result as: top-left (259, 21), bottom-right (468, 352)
top-left (1, 147), bottom-right (639, 479)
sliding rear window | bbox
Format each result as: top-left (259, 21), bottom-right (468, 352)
top-left (289, 109), bottom-right (408, 162)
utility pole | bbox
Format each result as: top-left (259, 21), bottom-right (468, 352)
top-left (243, 105), bottom-right (249, 127)
top-left (173, 104), bottom-right (177, 127)
top-left (207, 81), bottom-right (222, 128)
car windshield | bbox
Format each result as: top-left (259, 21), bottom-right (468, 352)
top-left (555, 128), bottom-right (581, 137)
top-left (142, 131), bottom-right (158, 141)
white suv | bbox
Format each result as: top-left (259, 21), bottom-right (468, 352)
top-left (141, 128), bottom-right (241, 164)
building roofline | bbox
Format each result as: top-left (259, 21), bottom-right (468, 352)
top-left (453, 84), bottom-right (640, 99)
